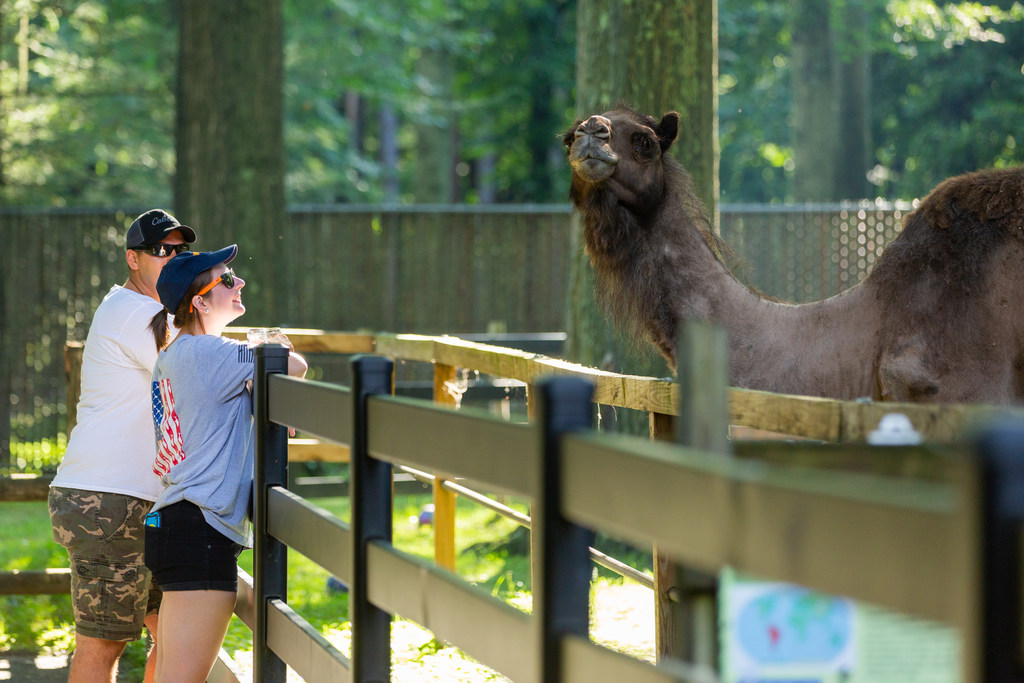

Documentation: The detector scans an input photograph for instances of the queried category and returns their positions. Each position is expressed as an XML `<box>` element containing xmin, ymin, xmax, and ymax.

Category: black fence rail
<box><xmin>236</xmin><ymin>333</ymin><xmax>1020</xmax><ymax>682</ymax></box>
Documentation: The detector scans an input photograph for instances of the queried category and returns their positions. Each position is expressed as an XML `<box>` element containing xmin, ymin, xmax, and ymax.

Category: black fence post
<box><xmin>350</xmin><ymin>354</ymin><xmax>395</xmax><ymax>683</ymax></box>
<box><xmin>533</xmin><ymin>376</ymin><xmax>595</xmax><ymax>683</ymax></box>
<box><xmin>253</xmin><ymin>344</ymin><xmax>290</xmax><ymax>683</ymax></box>
<box><xmin>976</xmin><ymin>418</ymin><xmax>1024</xmax><ymax>682</ymax></box>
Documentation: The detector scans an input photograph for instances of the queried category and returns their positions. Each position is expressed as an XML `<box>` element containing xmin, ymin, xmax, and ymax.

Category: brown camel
<box><xmin>564</xmin><ymin>106</ymin><xmax>1024</xmax><ymax>403</ymax></box>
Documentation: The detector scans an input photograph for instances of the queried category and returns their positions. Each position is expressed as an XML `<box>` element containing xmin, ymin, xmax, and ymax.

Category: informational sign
<box><xmin>720</xmin><ymin>569</ymin><xmax>960</xmax><ymax>683</ymax></box>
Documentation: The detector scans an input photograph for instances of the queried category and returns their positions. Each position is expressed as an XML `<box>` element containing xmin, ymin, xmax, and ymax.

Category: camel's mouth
<box><xmin>572</xmin><ymin>155</ymin><xmax>617</xmax><ymax>183</ymax></box>
<box><xmin>567</xmin><ymin>114</ymin><xmax>620</xmax><ymax>183</ymax></box>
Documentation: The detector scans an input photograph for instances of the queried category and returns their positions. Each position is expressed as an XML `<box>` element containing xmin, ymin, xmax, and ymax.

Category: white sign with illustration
<box><xmin>726</xmin><ymin>580</ymin><xmax>856</xmax><ymax>681</ymax></box>
<box><xmin>721</xmin><ymin>569</ymin><xmax>960</xmax><ymax>683</ymax></box>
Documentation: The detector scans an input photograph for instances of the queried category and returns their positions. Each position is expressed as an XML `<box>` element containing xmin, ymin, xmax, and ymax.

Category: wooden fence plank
<box><xmin>432</xmin><ymin>363</ymin><xmax>458</xmax><ymax>572</ymax></box>
<box><xmin>268</xmin><ymin>374</ymin><xmax>353</xmax><ymax>445</ymax></box>
<box><xmin>67</xmin><ymin>330</ymin><xmax>1014</xmax><ymax>445</ymax></box>
<box><xmin>267</xmin><ymin>598</ymin><xmax>351</xmax><ymax>683</ymax></box>
<box><xmin>728</xmin><ymin>388</ymin><xmax>842</xmax><ymax>440</ymax></box>
<box><xmin>267</xmin><ymin>487</ymin><xmax>352</xmax><ymax>586</ymax></box>
<box><xmin>658</xmin><ymin>322</ymin><xmax>728</xmax><ymax>669</ymax></box>
<box><xmin>560</xmin><ymin>432</ymin><xmax>967</xmax><ymax>624</ymax></box>
<box><xmin>207</xmin><ymin>650</ymin><xmax>244</xmax><ymax>683</ymax></box>
<box><xmin>0</xmin><ymin>568</ymin><xmax>70</xmax><ymax>595</ymax></box>
<box><xmin>0</xmin><ymin>474</ymin><xmax>52</xmax><ymax>502</ymax></box>
<box><xmin>563</xmin><ymin>634</ymin><xmax>715</xmax><ymax>683</ymax></box>
<box><xmin>367</xmin><ymin>396</ymin><xmax>535</xmax><ymax>498</ymax></box>
<box><xmin>235</xmin><ymin>568</ymin><xmax>255</xmax><ymax>631</ymax></box>
<box><xmin>224</xmin><ymin>328</ymin><xmax>375</xmax><ymax>355</ymax></box>
<box><xmin>286</xmin><ymin>439</ymin><xmax>349</xmax><ymax>463</ymax></box>
<box><xmin>366</xmin><ymin>540</ymin><xmax>533</xmax><ymax>683</ymax></box>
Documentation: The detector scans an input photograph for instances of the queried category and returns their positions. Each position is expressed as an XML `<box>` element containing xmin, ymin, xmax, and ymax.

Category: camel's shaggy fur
<box><xmin>564</xmin><ymin>106</ymin><xmax>1024</xmax><ymax>403</ymax></box>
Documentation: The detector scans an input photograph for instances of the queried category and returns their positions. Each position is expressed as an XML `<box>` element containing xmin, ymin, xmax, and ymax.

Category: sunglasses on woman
<box><xmin>134</xmin><ymin>243</ymin><xmax>192</xmax><ymax>258</ymax></box>
<box><xmin>190</xmin><ymin>269</ymin><xmax>238</xmax><ymax>312</ymax></box>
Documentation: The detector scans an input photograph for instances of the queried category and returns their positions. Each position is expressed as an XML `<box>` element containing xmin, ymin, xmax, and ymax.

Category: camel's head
<box><xmin>563</xmin><ymin>108</ymin><xmax>680</xmax><ymax>213</ymax></box>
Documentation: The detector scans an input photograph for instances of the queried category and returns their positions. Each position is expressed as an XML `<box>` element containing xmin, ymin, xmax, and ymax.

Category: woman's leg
<box><xmin>154</xmin><ymin>589</ymin><xmax>236</xmax><ymax>683</ymax></box>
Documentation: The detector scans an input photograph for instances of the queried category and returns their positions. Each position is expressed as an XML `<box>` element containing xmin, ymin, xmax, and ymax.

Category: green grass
<box><xmin>0</xmin><ymin>501</ymin><xmax>77</xmax><ymax>654</ymax></box>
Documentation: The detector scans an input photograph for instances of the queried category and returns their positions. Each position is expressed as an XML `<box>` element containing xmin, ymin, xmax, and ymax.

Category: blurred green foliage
<box><xmin>1</xmin><ymin>0</ymin><xmax>1021</xmax><ymax>207</ymax></box>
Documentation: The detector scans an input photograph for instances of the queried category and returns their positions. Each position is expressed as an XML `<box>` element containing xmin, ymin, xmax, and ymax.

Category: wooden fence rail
<box><xmin>5</xmin><ymin>328</ymin><xmax>1021</xmax><ymax>680</ymax></box>
<box><xmin>3</xmin><ymin>329</ymin><xmax>1012</xmax><ymax>603</ymax></box>
<box><xmin>232</xmin><ymin>335</ymin><xmax>1024</xmax><ymax>682</ymax></box>
<box><xmin>228</xmin><ymin>328</ymin><xmax>1015</xmax><ymax>443</ymax></box>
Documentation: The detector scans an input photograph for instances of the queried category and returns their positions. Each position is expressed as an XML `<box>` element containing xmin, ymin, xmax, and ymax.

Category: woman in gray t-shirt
<box><xmin>143</xmin><ymin>245</ymin><xmax>307</xmax><ymax>683</ymax></box>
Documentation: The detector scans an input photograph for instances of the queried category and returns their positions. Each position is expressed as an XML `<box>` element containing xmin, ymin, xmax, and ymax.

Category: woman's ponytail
<box><xmin>149</xmin><ymin>308</ymin><xmax>170</xmax><ymax>351</ymax></box>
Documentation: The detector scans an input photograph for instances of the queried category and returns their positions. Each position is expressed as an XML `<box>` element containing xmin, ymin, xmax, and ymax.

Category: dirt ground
<box><xmin>0</xmin><ymin>651</ymin><xmax>146</xmax><ymax>682</ymax></box>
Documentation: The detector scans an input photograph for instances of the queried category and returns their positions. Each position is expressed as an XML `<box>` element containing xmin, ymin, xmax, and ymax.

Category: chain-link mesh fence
<box><xmin>1</xmin><ymin>203</ymin><xmax>913</xmax><ymax>473</ymax></box>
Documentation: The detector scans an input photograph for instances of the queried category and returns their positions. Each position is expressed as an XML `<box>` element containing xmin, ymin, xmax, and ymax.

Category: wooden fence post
<box><xmin>350</xmin><ymin>354</ymin><xmax>395</xmax><ymax>682</ymax></box>
<box><xmin>533</xmin><ymin>376</ymin><xmax>595</xmax><ymax>683</ymax></box>
<box><xmin>654</xmin><ymin>321</ymin><xmax>729</xmax><ymax>670</ymax></box>
<box><xmin>432</xmin><ymin>363</ymin><xmax>458</xmax><ymax>571</ymax></box>
<box><xmin>253</xmin><ymin>343</ymin><xmax>291</xmax><ymax>682</ymax></box>
<box><xmin>64</xmin><ymin>342</ymin><xmax>84</xmax><ymax>438</ymax></box>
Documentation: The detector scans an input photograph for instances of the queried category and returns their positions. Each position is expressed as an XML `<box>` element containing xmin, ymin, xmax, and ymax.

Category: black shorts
<box><xmin>143</xmin><ymin>500</ymin><xmax>244</xmax><ymax>592</ymax></box>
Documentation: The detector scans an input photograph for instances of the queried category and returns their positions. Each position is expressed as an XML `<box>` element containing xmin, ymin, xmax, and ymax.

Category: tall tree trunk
<box><xmin>522</xmin><ymin>5</ymin><xmax>568</xmax><ymax>203</ymax></box>
<box><xmin>345</xmin><ymin>92</ymin><xmax>364</xmax><ymax>156</ymax></box>
<box><xmin>791</xmin><ymin>0</ymin><xmax>838</xmax><ymax>201</ymax></box>
<box><xmin>475</xmin><ymin>153</ymin><xmax>496</xmax><ymax>203</ymax></box>
<box><xmin>380</xmin><ymin>102</ymin><xmax>399</xmax><ymax>202</ymax></box>
<box><xmin>568</xmin><ymin>0</ymin><xmax>718</xmax><ymax>380</ymax></box>
<box><xmin>412</xmin><ymin>46</ymin><xmax>454</xmax><ymax>203</ymax></box>
<box><xmin>834</xmin><ymin>0</ymin><xmax>872</xmax><ymax>200</ymax></box>
<box><xmin>569</xmin><ymin>5</ymin><xmax>720</xmax><ymax>670</ymax></box>
<box><xmin>0</xmin><ymin>232</ymin><xmax>7</xmax><ymax>468</ymax></box>
<box><xmin>174</xmin><ymin>0</ymin><xmax>285</xmax><ymax>324</ymax></box>
<box><xmin>0</xmin><ymin>0</ymin><xmax>6</xmax><ymax>192</ymax></box>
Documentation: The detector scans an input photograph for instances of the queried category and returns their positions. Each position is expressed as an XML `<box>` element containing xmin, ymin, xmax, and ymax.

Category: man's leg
<box><xmin>143</xmin><ymin>611</ymin><xmax>158</xmax><ymax>683</ymax></box>
<box><xmin>49</xmin><ymin>489</ymin><xmax>157</xmax><ymax>681</ymax></box>
<box><xmin>67</xmin><ymin>633</ymin><xmax>126</xmax><ymax>683</ymax></box>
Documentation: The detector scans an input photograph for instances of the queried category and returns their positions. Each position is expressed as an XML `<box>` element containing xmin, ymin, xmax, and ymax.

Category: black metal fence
<box><xmin>236</xmin><ymin>343</ymin><xmax>1022</xmax><ymax>682</ymax></box>
<box><xmin>1</xmin><ymin>202</ymin><xmax>914</xmax><ymax>472</ymax></box>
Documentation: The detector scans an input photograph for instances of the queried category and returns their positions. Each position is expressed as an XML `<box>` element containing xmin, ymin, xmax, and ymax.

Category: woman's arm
<box><xmin>287</xmin><ymin>351</ymin><xmax>308</xmax><ymax>378</ymax></box>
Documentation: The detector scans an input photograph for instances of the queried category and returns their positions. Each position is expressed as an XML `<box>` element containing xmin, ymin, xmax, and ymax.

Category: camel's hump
<box><xmin>917</xmin><ymin>166</ymin><xmax>1024</xmax><ymax>230</ymax></box>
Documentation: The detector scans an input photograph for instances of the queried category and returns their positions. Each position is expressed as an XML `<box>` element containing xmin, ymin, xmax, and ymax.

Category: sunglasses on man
<box><xmin>134</xmin><ymin>243</ymin><xmax>192</xmax><ymax>258</ymax></box>
<box><xmin>191</xmin><ymin>269</ymin><xmax>238</xmax><ymax>312</ymax></box>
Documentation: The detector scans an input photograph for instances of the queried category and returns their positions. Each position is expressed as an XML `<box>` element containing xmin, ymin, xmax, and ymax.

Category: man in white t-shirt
<box><xmin>49</xmin><ymin>209</ymin><xmax>197</xmax><ymax>683</ymax></box>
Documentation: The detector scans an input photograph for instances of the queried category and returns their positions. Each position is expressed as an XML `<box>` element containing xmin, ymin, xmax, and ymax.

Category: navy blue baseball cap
<box><xmin>156</xmin><ymin>244</ymin><xmax>238</xmax><ymax>312</ymax></box>
<box><xmin>126</xmin><ymin>209</ymin><xmax>196</xmax><ymax>248</ymax></box>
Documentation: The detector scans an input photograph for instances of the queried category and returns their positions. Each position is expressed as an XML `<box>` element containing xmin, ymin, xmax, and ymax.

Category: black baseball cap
<box><xmin>126</xmin><ymin>209</ymin><xmax>197</xmax><ymax>249</ymax></box>
<box><xmin>156</xmin><ymin>244</ymin><xmax>238</xmax><ymax>312</ymax></box>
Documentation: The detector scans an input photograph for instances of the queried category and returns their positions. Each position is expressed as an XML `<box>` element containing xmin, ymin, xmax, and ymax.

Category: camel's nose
<box><xmin>576</xmin><ymin>115</ymin><xmax>612</xmax><ymax>140</ymax></box>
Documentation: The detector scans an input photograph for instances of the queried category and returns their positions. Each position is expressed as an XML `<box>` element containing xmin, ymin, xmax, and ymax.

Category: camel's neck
<box><xmin>582</xmin><ymin>192</ymin><xmax>882</xmax><ymax>398</ymax></box>
<box><xmin>582</xmin><ymin>191</ymin><xmax>739</xmax><ymax>355</ymax></box>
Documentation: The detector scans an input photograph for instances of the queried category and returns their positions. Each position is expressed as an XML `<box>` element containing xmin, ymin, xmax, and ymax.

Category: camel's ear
<box><xmin>562</xmin><ymin>119</ymin><xmax>583</xmax><ymax>153</ymax></box>
<box><xmin>655</xmin><ymin>112</ymin><xmax>680</xmax><ymax>152</ymax></box>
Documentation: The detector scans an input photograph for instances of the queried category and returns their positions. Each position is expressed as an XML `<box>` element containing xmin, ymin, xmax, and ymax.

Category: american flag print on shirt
<box><xmin>152</xmin><ymin>378</ymin><xmax>185</xmax><ymax>476</ymax></box>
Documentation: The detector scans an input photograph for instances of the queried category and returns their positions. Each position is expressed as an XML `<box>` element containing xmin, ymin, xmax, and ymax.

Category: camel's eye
<box><xmin>632</xmin><ymin>133</ymin><xmax>654</xmax><ymax>158</ymax></box>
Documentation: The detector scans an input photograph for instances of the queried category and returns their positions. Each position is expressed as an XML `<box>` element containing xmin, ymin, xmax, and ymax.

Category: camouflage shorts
<box><xmin>48</xmin><ymin>487</ymin><xmax>162</xmax><ymax>641</ymax></box>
